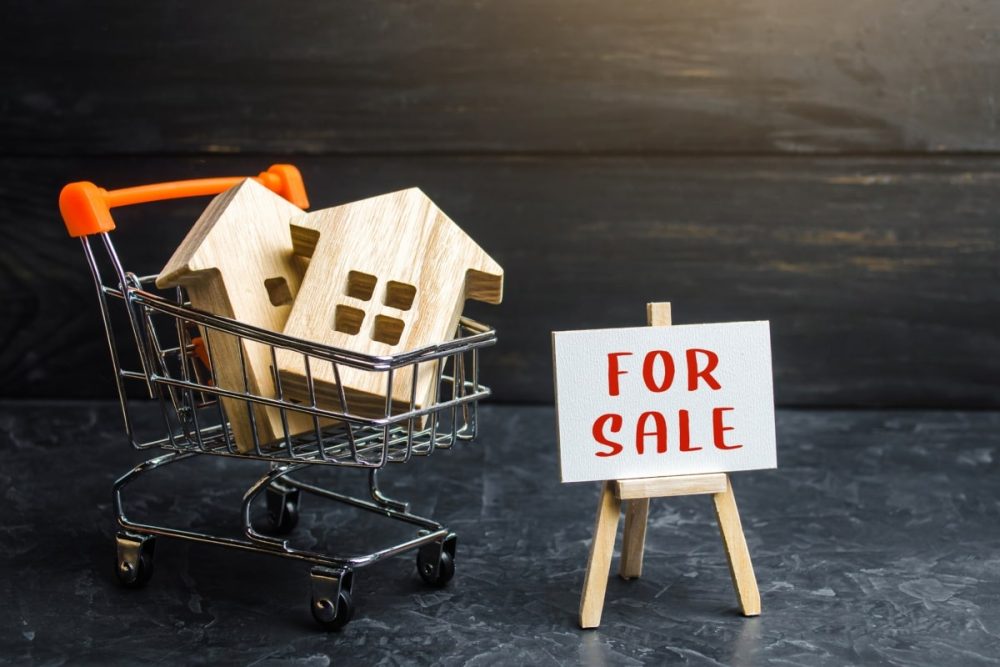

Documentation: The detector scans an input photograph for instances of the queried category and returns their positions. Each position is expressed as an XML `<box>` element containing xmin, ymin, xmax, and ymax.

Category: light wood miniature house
<box><xmin>275</xmin><ymin>188</ymin><xmax>503</xmax><ymax>418</ymax></box>
<box><xmin>156</xmin><ymin>178</ymin><xmax>318</xmax><ymax>452</ymax></box>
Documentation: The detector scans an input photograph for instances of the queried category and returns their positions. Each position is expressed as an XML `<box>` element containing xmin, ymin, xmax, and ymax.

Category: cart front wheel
<box><xmin>311</xmin><ymin>589</ymin><xmax>354</xmax><ymax>631</ymax></box>
<box><xmin>417</xmin><ymin>548</ymin><xmax>455</xmax><ymax>587</ymax></box>
<box><xmin>115</xmin><ymin>533</ymin><xmax>155</xmax><ymax>589</ymax></box>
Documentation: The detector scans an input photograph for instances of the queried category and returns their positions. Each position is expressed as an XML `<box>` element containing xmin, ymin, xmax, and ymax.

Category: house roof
<box><xmin>289</xmin><ymin>186</ymin><xmax>503</xmax><ymax>308</ymax></box>
<box><xmin>157</xmin><ymin>178</ymin><xmax>305</xmax><ymax>290</ymax></box>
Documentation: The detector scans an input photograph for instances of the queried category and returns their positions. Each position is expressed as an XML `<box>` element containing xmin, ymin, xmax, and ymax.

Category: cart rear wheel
<box><xmin>115</xmin><ymin>534</ymin><xmax>155</xmax><ymax>589</ymax></box>
<box><xmin>417</xmin><ymin>548</ymin><xmax>455</xmax><ymax>587</ymax></box>
<box><xmin>265</xmin><ymin>487</ymin><xmax>300</xmax><ymax>535</ymax></box>
<box><xmin>311</xmin><ymin>589</ymin><xmax>354</xmax><ymax>631</ymax></box>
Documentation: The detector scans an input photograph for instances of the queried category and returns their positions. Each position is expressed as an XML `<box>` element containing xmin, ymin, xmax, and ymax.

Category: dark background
<box><xmin>3</xmin><ymin>6</ymin><xmax>1000</xmax><ymax>662</ymax></box>
<box><xmin>2</xmin><ymin>0</ymin><xmax>998</xmax><ymax>407</ymax></box>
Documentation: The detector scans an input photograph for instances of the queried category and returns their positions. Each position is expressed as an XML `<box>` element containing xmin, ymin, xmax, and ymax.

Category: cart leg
<box><xmin>310</xmin><ymin>566</ymin><xmax>355</xmax><ymax>631</ymax></box>
<box><xmin>712</xmin><ymin>475</ymin><xmax>761</xmax><ymax>616</ymax></box>
<box><xmin>369</xmin><ymin>469</ymin><xmax>408</xmax><ymax>512</ymax></box>
<box><xmin>619</xmin><ymin>498</ymin><xmax>650</xmax><ymax>579</ymax></box>
<box><xmin>579</xmin><ymin>480</ymin><xmax>621</xmax><ymax>629</ymax></box>
<box><xmin>242</xmin><ymin>464</ymin><xmax>305</xmax><ymax>549</ymax></box>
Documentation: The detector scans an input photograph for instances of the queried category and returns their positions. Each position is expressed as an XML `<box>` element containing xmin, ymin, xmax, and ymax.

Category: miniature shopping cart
<box><xmin>59</xmin><ymin>165</ymin><xmax>496</xmax><ymax>630</ymax></box>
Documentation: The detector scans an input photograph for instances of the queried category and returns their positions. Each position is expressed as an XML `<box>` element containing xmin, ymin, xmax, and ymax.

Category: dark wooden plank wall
<box><xmin>1</xmin><ymin>2</ymin><xmax>998</xmax><ymax>406</ymax></box>
<box><xmin>5</xmin><ymin>0</ymin><xmax>1000</xmax><ymax>155</ymax></box>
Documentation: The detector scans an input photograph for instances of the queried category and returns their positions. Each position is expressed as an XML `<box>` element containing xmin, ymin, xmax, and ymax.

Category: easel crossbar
<box><xmin>616</xmin><ymin>473</ymin><xmax>728</xmax><ymax>500</ymax></box>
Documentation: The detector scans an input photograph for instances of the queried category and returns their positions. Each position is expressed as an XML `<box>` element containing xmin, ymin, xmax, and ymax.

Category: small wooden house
<box><xmin>156</xmin><ymin>178</ymin><xmax>316</xmax><ymax>451</ymax></box>
<box><xmin>275</xmin><ymin>188</ymin><xmax>503</xmax><ymax>418</ymax></box>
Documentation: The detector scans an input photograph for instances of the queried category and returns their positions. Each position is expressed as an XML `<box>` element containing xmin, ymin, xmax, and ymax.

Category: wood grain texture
<box><xmin>156</xmin><ymin>179</ymin><xmax>315</xmax><ymax>451</ymax></box>
<box><xmin>616</xmin><ymin>473</ymin><xmax>729</xmax><ymax>500</ymax></box>
<box><xmin>618</xmin><ymin>497</ymin><xmax>649</xmax><ymax>580</ymax></box>
<box><xmin>713</xmin><ymin>476</ymin><xmax>762</xmax><ymax>616</ymax></box>
<box><xmin>276</xmin><ymin>188</ymin><xmax>503</xmax><ymax>417</ymax></box>
<box><xmin>579</xmin><ymin>480</ymin><xmax>621</xmax><ymax>629</ymax></box>
<box><xmin>3</xmin><ymin>0</ymin><xmax>1000</xmax><ymax>155</ymax></box>
<box><xmin>4</xmin><ymin>155</ymin><xmax>998</xmax><ymax>406</ymax></box>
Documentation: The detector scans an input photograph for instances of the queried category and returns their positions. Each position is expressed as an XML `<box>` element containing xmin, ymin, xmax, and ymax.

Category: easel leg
<box><xmin>579</xmin><ymin>480</ymin><xmax>621</xmax><ymax>628</ymax></box>
<box><xmin>619</xmin><ymin>498</ymin><xmax>650</xmax><ymax>579</ymax></box>
<box><xmin>712</xmin><ymin>475</ymin><xmax>761</xmax><ymax>616</ymax></box>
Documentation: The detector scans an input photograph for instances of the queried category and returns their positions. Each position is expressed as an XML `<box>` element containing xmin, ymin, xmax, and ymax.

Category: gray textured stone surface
<box><xmin>1</xmin><ymin>402</ymin><xmax>998</xmax><ymax>665</ymax></box>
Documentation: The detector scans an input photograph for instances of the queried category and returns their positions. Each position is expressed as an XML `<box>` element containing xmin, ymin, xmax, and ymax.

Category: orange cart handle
<box><xmin>59</xmin><ymin>164</ymin><xmax>309</xmax><ymax>237</ymax></box>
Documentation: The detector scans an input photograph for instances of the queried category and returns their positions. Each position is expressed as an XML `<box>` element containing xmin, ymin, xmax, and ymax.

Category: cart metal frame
<box><xmin>64</xmin><ymin>168</ymin><xmax>496</xmax><ymax>630</ymax></box>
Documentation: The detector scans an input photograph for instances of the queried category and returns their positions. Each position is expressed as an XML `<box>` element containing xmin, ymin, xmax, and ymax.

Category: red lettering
<box><xmin>678</xmin><ymin>409</ymin><xmax>702</xmax><ymax>451</ymax></box>
<box><xmin>641</xmin><ymin>350</ymin><xmax>675</xmax><ymax>393</ymax></box>
<box><xmin>607</xmin><ymin>352</ymin><xmax>633</xmax><ymax>397</ymax></box>
<box><xmin>712</xmin><ymin>407</ymin><xmax>742</xmax><ymax>449</ymax></box>
<box><xmin>593</xmin><ymin>413</ymin><xmax>624</xmax><ymax>456</ymax></box>
<box><xmin>635</xmin><ymin>411</ymin><xmax>667</xmax><ymax>454</ymax></box>
<box><xmin>686</xmin><ymin>349</ymin><xmax>721</xmax><ymax>391</ymax></box>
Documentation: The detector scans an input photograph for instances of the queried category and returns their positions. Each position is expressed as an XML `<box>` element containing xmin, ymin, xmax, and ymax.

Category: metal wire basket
<box><xmin>61</xmin><ymin>165</ymin><xmax>497</xmax><ymax>630</ymax></box>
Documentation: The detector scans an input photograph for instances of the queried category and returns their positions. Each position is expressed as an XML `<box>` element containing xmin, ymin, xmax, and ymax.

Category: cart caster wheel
<box><xmin>265</xmin><ymin>487</ymin><xmax>300</xmax><ymax>535</ymax></box>
<box><xmin>115</xmin><ymin>534</ymin><xmax>155</xmax><ymax>589</ymax></box>
<box><xmin>417</xmin><ymin>548</ymin><xmax>455</xmax><ymax>587</ymax></box>
<box><xmin>311</xmin><ymin>589</ymin><xmax>354</xmax><ymax>631</ymax></box>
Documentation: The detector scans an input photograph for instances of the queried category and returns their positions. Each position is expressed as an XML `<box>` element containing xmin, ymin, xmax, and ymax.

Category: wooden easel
<box><xmin>578</xmin><ymin>302</ymin><xmax>761</xmax><ymax>628</ymax></box>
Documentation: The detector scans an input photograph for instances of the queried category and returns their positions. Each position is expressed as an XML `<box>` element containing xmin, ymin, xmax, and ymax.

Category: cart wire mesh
<box><xmin>83</xmin><ymin>231</ymin><xmax>497</xmax><ymax>468</ymax></box>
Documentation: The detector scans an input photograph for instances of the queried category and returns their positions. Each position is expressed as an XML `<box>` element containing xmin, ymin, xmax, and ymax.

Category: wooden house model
<box><xmin>275</xmin><ymin>188</ymin><xmax>503</xmax><ymax>418</ymax></box>
<box><xmin>156</xmin><ymin>178</ymin><xmax>317</xmax><ymax>451</ymax></box>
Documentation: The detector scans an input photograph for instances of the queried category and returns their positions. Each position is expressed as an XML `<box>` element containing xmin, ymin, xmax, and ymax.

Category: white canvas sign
<box><xmin>552</xmin><ymin>321</ymin><xmax>777</xmax><ymax>483</ymax></box>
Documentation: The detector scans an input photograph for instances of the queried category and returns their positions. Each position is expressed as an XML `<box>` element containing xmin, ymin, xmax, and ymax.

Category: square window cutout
<box><xmin>345</xmin><ymin>271</ymin><xmax>377</xmax><ymax>301</ymax></box>
<box><xmin>372</xmin><ymin>315</ymin><xmax>405</xmax><ymax>346</ymax></box>
<box><xmin>384</xmin><ymin>281</ymin><xmax>417</xmax><ymax>311</ymax></box>
<box><xmin>334</xmin><ymin>304</ymin><xmax>365</xmax><ymax>335</ymax></box>
<box><xmin>264</xmin><ymin>276</ymin><xmax>293</xmax><ymax>306</ymax></box>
